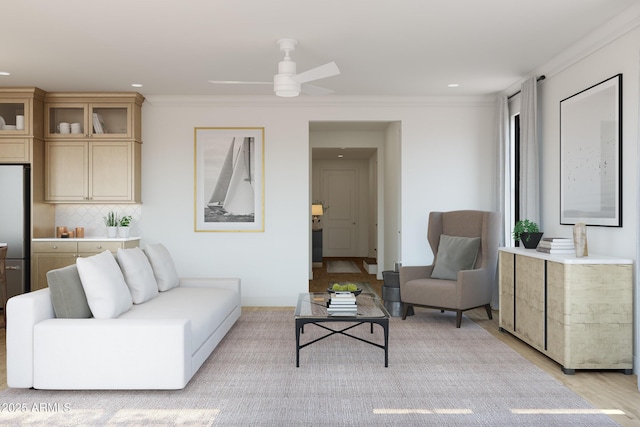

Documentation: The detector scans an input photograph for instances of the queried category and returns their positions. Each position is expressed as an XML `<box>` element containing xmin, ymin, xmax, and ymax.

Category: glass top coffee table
<box><xmin>294</xmin><ymin>292</ymin><xmax>390</xmax><ymax>367</ymax></box>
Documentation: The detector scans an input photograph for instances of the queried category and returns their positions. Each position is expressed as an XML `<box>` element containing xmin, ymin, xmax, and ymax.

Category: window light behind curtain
<box><xmin>496</xmin><ymin>94</ymin><xmax>509</xmax><ymax>247</ymax></box>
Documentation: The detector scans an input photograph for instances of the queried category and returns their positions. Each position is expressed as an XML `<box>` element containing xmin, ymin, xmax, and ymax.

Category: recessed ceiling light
<box><xmin>0</xmin><ymin>71</ymin><xmax>10</xmax><ymax>76</ymax></box>
<box><xmin>448</xmin><ymin>83</ymin><xmax>460</xmax><ymax>88</ymax></box>
<box><xmin>131</xmin><ymin>83</ymin><xmax>143</xmax><ymax>88</ymax></box>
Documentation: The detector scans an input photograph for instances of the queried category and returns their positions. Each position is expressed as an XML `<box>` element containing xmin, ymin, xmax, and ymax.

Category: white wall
<box><xmin>384</xmin><ymin>122</ymin><xmax>402</xmax><ymax>271</ymax></box>
<box><xmin>400</xmin><ymin>101</ymin><xmax>498</xmax><ymax>266</ymax></box>
<box><xmin>535</xmin><ymin>26</ymin><xmax>640</xmax><ymax>375</ymax></box>
<box><xmin>139</xmin><ymin>96</ymin><xmax>496</xmax><ymax>306</ymax></box>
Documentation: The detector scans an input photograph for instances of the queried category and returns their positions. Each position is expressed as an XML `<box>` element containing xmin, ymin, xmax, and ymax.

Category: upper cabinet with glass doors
<box><xmin>44</xmin><ymin>92</ymin><xmax>144</xmax><ymax>140</ymax></box>
<box><xmin>0</xmin><ymin>87</ymin><xmax>45</xmax><ymax>137</ymax></box>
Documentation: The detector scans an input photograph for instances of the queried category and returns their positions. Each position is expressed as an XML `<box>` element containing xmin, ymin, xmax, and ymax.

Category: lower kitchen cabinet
<box><xmin>32</xmin><ymin>238</ymin><xmax>140</xmax><ymax>291</ymax></box>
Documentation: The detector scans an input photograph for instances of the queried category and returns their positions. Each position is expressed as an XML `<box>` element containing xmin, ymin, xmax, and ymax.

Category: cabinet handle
<box><xmin>96</xmin><ymin>246</ymin><xmax>103</xmax><ymax>249</ymax></box>
<box><xmin>52</xmin><ymin>245</ymin><xmax>58</xmax><ymax>249</ymax></box>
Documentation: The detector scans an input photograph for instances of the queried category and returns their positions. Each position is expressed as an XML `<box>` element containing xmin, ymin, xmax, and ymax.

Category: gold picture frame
<box><xmin>194</xmin><ymin>127</ymin><xmax>264</xmax><ymax>232</ymax></box>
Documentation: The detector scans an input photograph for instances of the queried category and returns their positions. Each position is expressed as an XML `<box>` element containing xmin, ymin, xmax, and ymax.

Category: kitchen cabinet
<box><xmin>499</xmin><ymin>247</ymin><xmax>632</xmax><ymax>374</ymax></box>
<box><xmin>44</xmin><ymin>92</ymin><xmax>144</xmax><ymax>203</ymax></box>
<box><xmin>44</xmin><ymin>92</ymin><xmax>143</xmax><ymax>140</ymax></box>
<box><xmin>31</xmin><ymin>238</ymin><xmax>140</xmax><ymax>291</ymax></box>
<box><xmin>0</xmin><ymin>87</ymin><xmax>45</xmax><ymax>163</ymax></box>
<box><xmin>45</xmin><ymin>140</ymin><xmax>141</xmax><ymax>202</ymax></box>
<box><xmin>0</xmin><ymin>87</ymin><xmax>55</xmax><ymax>241</ymax></box>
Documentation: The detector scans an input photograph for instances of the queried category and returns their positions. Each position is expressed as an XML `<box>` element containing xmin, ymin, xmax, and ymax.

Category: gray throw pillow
<box><xmin>430</xmin><ymin>235</ymin><xmax>481</xmax><ymax>280</ymax></box>
<box><xmin>46</xmin><ymin>264</ymin><xmax>92</xmax><ymax>318</ymax></box>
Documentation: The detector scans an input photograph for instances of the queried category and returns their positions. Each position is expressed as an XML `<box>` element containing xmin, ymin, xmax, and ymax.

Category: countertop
<box><xmin>499</xmin><ymin>246</ymin><xmax>632</xmax><ymax>264</ymax></box>
<box><xmin>33</xmin><ymin>237</ymin><xmax>141</xmax><ymax>242</ymax></box>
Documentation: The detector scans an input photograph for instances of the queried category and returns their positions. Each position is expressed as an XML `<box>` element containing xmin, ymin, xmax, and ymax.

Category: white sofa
<box><xmin>6</xmin><ymin>245</ymin><xmax>241</xmax><ymax>390</ymax></box>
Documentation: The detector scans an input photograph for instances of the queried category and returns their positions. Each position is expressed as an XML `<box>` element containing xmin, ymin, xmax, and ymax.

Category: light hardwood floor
<box><xmin>1</xmin><ymin>257</ymin><xmax>637</xmax><ymax>426</ymax></box>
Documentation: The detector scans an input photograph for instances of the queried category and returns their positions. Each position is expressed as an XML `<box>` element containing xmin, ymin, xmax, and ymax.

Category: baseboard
<box><xmin>363</xmin><ymin>259</ymin><xmax>377</xmax><ymax>274</ymax></box>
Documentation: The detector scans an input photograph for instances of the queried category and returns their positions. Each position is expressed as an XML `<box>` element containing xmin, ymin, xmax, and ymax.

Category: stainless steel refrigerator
<box><xmin>0</xmin><ymin>164</ymin><xmax>30</xmax><ymax>307</ymax></box>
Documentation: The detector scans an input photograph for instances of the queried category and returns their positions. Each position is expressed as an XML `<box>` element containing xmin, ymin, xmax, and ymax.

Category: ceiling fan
<box><xmin>208</xmin><ymin>38</ymin><xmax>340</xmax><ymax>97</ymax></box>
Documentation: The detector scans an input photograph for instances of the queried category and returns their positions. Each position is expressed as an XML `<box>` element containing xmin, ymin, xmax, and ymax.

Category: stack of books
<box><xmin>327</xmin><ymin>292</ymin><xmax>357</xmax><ymax>316</ymax></box>
<box><xmin>536</xmin><ymin>237</ymin><xmax>575</xmax><ymax>254</ymax></box>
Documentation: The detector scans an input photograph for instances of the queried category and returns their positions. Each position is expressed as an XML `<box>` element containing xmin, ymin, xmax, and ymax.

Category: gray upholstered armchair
<box><xmin>399</xmin><ymin>210</ymin><xmax>500</xmax><ymax>327</ymax></box>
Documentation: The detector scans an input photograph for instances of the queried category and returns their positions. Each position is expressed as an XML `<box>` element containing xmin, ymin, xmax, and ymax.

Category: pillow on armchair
<box><xmin>430</xmin><ymin>235</ymin><xmax>481</xmax><ymax>280</ymax></box>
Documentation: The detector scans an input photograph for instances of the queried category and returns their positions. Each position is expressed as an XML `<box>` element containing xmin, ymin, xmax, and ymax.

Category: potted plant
<box><xmin>118</xmin><ymin>215</ymin><xmax>132</xmax><ymax>238</ymax></box>
<box><xmin>104</xmin><ymin>211</ymin><xmax>118</xmax><ymax>238</ymax></box>
<box><xmin>512</xmin><ymin>219</ymin><xmax>543</xmax><ymax>249</ymax></box>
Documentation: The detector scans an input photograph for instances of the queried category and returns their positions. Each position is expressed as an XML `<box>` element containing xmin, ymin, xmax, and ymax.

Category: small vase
<box><xmin>107</xmin><ymin>226</ymin><xmax>118</xmax><ymax>238</ymax></box>
<box><xmin>573</xmin><ymin>223</ymin><xmax>587</xmax><ymax>257</ymax></box>
<box><xmin>118</xmin><ymin>227</ymin><xmax>130</xmax><ymax>238</ymax></box>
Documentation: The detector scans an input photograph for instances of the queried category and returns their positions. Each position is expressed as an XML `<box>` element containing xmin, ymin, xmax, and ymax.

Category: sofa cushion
<box><xmin>76</xmin><ymin>250</ymin><xmax>133</xmax><ymax>319</ymax></box>
<box><xmin>119</xmin><ymin>286</ymin><xmax>238</xmax><ymax>354</ymax></box>
<box><xmin>431</xmin><ymin>235</ymin><xmax>480</xmax><ymax>280</ymax></box>
<box><xmin>46</xmin><ymin>264</ymin><xmax>92</xmax><ymax>318</ymax></box>
<box><xmin>144</xmin><ymin>243</ymin><xmax>179</xmax><ymax>292</ymax></box>
<box><xmin>117</xmin><ymin>247</ymin><xmax>159</xmax><ymax>304</ymax></box>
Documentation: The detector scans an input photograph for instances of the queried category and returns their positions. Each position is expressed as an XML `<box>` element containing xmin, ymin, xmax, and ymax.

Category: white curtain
<box><xmin>520</xmin><ymin>77</ymin><xmax>540</xmax><ymax>224</ymax></box>
<box><xmin>493</xmin><ymin>94</ymin><xmax>510</xmax><ymax>308</ymax></box>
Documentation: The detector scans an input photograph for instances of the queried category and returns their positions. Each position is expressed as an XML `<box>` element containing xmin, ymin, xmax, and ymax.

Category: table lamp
<box><xmin>311</xmin><ymin>204</ymin><xmax>324</xmax><ymax>230</ymax></box>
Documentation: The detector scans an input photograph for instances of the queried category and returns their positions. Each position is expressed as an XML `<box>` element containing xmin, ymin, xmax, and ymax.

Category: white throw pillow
<box><xmin>117</xmin><ymin>247</ymin><xmax>159</xmax><ymax>304</ymax></box>
<box><xmin>76</xmin><ymin>250</ymin><xmax>133</xmax><ymax>319</ymax></box>
<box><xmin>144</xmin><ymin>243</ymin><xmax>179</xmax><ymax>291</ymax></box>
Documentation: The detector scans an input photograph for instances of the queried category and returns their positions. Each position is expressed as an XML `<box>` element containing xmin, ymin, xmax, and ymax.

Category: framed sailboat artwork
<box><xmin>194</xmin><ymin>127</ymin><xmax>265</xmax><ymax>232</ymax></box>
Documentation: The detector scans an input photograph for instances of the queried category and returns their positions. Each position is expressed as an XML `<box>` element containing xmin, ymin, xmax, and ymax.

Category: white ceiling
<box><xmin>2</xmin><ymin>0</ymin><xmax>638</xmax><ymax>97</ymax></box>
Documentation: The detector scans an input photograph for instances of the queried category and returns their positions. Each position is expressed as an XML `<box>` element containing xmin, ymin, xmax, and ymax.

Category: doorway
<box><xmin>310</xmin><ymin>120</ymin><xmax>400</xmax><ymax>280</ymax></box>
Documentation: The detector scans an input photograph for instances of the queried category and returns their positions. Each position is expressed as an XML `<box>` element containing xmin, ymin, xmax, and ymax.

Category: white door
<box><xmin>321</xmin><ymin>168</ymin><xmax>358</xmax><ymax>257</ymax></box>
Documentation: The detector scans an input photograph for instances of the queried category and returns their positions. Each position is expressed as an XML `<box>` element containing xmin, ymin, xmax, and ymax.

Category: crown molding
<box><xmin>144</xmin><ymin>94</ymin><xmax>496</xmax><ymax>109</ymax></box>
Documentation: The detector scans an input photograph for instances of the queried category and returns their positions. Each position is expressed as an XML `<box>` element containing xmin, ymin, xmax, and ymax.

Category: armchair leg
<box><xmin>484</xmin><ymin>304</ymin><xmax>493</xmax><ymax>320</ymax></box>
<box><xmin>456</xmin><ymin>311</ymin><xmax>463</xmax><ymax>328</ymax></box>
<box><xmin>401</xmin><ymin>303</ymin><xmax>412</xmax><ymax>320</ymax></box>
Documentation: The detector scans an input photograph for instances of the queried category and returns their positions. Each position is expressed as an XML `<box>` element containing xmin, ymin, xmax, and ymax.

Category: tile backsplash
<box><xmin>54</xmin><ymin>204</ymin><xmax>142</xmax><ymax>238</ymax></box>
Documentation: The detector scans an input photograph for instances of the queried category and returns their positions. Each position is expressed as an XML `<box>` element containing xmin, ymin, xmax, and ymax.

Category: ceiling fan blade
<box><xmin>301</xmin><ymin>83</ymin><xmax>334</xmax><ymax>96</ymax></box>
<box><xmin>208</xmin><ymin>80</ymin><xmax>271</xmax><ymax>85</ymax></box>
<box><xmin>292</xmin><ymin>62</ymin><xmax>340</xmax><ymax>84</ymax></box>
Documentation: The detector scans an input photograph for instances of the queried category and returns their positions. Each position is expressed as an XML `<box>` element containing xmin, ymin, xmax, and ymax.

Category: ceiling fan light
<box><xmin>275</xmin><ymin>89</ymin><xmax>299</xmax><ymax>97</ymax></box>
<box><xmin>274</xmin><ymin>74</ymin><xmax>300</xmax><ymax>97</ymax></box>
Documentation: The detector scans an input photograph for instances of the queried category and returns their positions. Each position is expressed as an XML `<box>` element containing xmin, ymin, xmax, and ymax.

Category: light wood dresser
<box><xmin>498</xmin><ymin>247</ymin><xmax>632</xmax><ymax>375</ymax></box>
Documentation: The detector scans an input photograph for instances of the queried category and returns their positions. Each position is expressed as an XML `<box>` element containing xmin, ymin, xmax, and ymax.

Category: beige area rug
<box><xmin>326</xmin><ymin>260</ymin><xmax>361</xmax><ymax>273</ymax></box>
<box><xmin>0</xmin><ymin>309</ymin><xmax>618</xmax><ymax>426</ymax></box>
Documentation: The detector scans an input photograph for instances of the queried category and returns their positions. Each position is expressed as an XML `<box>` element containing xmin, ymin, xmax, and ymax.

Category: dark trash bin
<box><xmin>382</xmin><ymin>270</ymin><xmax>413</xmax><ymax>317</ymax></box>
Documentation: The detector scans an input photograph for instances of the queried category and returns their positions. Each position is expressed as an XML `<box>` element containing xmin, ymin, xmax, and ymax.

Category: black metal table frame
<box><xmin>295</xmin><ymin>316</ymin><xmax>389</xmax><ymax>367</ymax></box>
